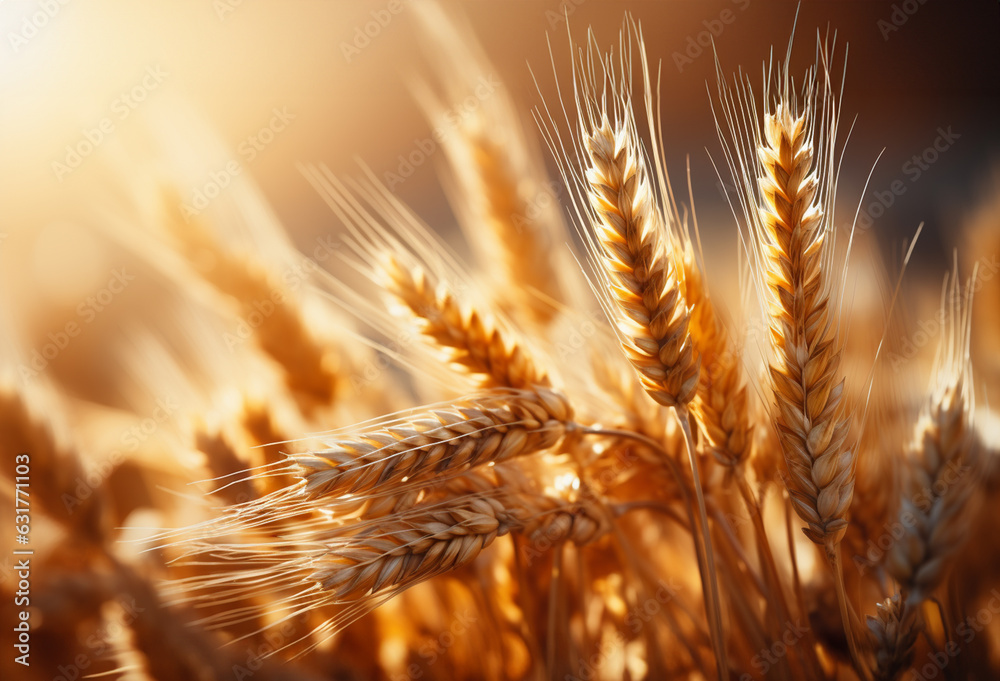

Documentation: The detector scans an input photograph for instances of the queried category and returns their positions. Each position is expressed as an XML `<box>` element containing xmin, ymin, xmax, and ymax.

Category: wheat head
<box><xmin>383</xmin><ymin>254</ymin><xmax>548</xmax><ymax>390</ymax></box>
<box><xmin>294</xmin><ymin>388</ymin><xmax>572</xmax><ymax>498</ymax></box>
<box><xmin>310</xmin><ymin>482</ymin><xmax>607</xmax><ymax>603</ymax></box>
<box><xmin>756</xmin><ymin>101</ymin><xmax>854</xmax><ymax>549</ymax></box>
<box><xmin>864</xmin><ymin>594</ymin><xmax>920</xmax><ymax>681</ymax></box>
<box><xmin>886</xmin><ymin>272</ymin><xmax>978</xmax><ymax>602</ymax></box>
<box><xmin>583</xmin><ymin>117</ymin><xmax>700</xmax><ymax>409</ymax></box>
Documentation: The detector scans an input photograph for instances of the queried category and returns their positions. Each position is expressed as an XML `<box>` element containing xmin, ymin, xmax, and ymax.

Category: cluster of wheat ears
<box><xmin>4</xmin><ymin>5</ymin><xmax>999</xmax><ymax>681</ymax></box>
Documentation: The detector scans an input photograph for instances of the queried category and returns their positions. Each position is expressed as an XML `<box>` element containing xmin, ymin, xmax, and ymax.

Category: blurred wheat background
<box><xmin>1</xmin><ymin>1</ymin><xmax>999</xmax><ymax>680</ymax></box>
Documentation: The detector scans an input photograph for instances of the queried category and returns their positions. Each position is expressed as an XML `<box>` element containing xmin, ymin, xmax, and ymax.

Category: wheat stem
<box><xmin>678</xmin><ymin>406</ymin><xmax>729</xmax><ymax>681</ymax></box>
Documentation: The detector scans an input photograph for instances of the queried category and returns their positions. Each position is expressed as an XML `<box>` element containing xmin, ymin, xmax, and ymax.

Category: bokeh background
<box><xmin>3</xmin><ymin>0</ymin><xmax>999</xmax><ymax>273</ymax></box>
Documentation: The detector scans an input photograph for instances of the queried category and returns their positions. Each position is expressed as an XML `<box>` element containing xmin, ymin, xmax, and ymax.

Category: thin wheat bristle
<box><xmin>294</xmin><ymin>387</ymin><xmax>572</xmax><ymax>498</ymax></box>
<box><xmin>383</xmin><ymin>254</ymin><xmax>549</xmax><ymax>390</ymax></box>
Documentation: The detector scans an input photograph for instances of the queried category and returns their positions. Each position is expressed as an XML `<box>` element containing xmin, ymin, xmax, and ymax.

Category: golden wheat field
<box><xmin>2</xmin><ymin>1</ymin><xmax>1000</xmax><ymax>680</ymax></box>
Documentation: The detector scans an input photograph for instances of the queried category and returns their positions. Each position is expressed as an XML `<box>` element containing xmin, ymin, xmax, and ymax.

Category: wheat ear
<box><xmin>579</xmin><ymin>87</ymin><xmax>724</xmax><ymax>676</ymax></box>
<box><xmin>584</xmin><ymin>118</ymin><xmax>700</xmax><ymax>409</ymax></box>
<box><xmin>865</xmin><ymin>594</ymin><xmax>920</xmax><ymax>681</ymax></box>
<box><xmin>757</xmin><ymin>95</ymin><xmax>871</xmax><ymax>671</ymax></box>
<box><xmin>411</xmin><ymin>1</ymin><xmax>569</xmax><ymax>327</ymax></box>
<box><xmin>886</xmin><ymin>270</ymin><xmax>978</xmax><ymax>603</ymax></box>
<box><xmin>170</xmin><ymin>472</ymin><xmax>607</xmax><ymax>642</ymax></box>
<box><xmin>383</xmin><ymin>254</ymin><xmax>548</xmax><ymax>389</ymax></box>
<box><xmin>310</xmin><ymin>483</ymin><xmax>608</xmax><ymax>603</ymax></box>
<box><xmin>464</xmin><ymin>131</ymin><xmax>567</xmax><ymax>326</ymax></box>
<box><xmin>712</xmin><ymin>39</ymin><xmax>866</xmax><ymax>668</ymax></box>
<box><xmin>164</xmin><ymin>200</ymin><xmax>340</xmax><ymax>413</ymax></box>
<box><xmin>294</xmin><ymin>388</ymin><xmax>572</xmax><ymax>498</ymax></box>
<box><xmin>756</xmin><ymin>102</ymin><xmax>855</xmax><ymax>550</ymax></box>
